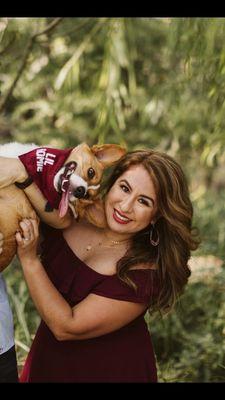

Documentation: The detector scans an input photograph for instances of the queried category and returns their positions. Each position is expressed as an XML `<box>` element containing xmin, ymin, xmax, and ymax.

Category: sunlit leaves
<box><xmin>54</xmin><ymin>18</ymin><xmax>107</xmax><ymax>91</ymax></box>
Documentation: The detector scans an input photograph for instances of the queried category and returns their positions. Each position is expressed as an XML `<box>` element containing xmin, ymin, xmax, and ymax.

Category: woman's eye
<box><xmin>120</xmin><ymin>185</ymin><xmax>129</xmax><ymax>192</ymax></box>
<box><xmin>139</xmin><ymin>198</ymin><xmax>151</xmax><ymax>207</ymax></box>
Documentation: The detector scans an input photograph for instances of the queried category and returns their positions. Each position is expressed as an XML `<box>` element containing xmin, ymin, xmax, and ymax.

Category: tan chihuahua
<box><xmin>0</xmin><ymin>142</ymin><xmax>126</xmax><ymax>271</ymax></box>
<box><xmin>53</xmin><ymin>143</ymin><xmax>125</xmax><ymax>220</ymax></box>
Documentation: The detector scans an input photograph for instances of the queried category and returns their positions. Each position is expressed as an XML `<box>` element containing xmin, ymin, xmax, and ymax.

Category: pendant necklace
<box><xmin>86</xmin><ymin>237</ymin><xmax>131</xmax><ymax>252</ymax></box>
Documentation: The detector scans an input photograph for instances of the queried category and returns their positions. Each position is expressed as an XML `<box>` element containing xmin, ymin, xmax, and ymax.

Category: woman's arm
<box><xmin>0</xmin><ymin>156</ymin><xmax>72</xmax><ymax>229</ymax></box>
<box><xmin>16</xmin><ymin>219</ymin><xmax>147</xmax><ymax>341</ymax></box>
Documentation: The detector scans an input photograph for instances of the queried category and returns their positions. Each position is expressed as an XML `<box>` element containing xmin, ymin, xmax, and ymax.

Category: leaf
<box><xmin>54</xmin><ymin>19</ymin><xmax>106</xmax><ymax>90</ymax></box>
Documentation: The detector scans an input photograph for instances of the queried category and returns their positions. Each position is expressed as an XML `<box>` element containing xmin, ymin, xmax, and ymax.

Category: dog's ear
<box><xmin>70</xmin><ymin>143</ymin><xmax>90</xmax><ymax>155</ymax></box>
<box><xmin>91</xmin><ymin>144</ymin><xmax>127</xmax><ymax>168</ymax></box>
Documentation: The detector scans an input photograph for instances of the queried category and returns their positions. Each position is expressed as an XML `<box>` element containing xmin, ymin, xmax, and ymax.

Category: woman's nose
<box><xmin>120</xmin><ymin>197</ymin><xmax>134</xmax><ymax>213</ymax></box>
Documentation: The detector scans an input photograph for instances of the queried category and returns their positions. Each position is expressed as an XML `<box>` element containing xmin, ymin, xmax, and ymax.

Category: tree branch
<box><xmin>0</xmin><ymin>33</ymin><xmax>16</xmax><ymax>56</ymax></box>
<box><xmin>33</xmin><ymin>17</ymin><xmax>64</xmax><ymax>39</ymax></box>
<box><xmin>0</xmin><ymin>38</ymin><xmax>34</xmax><ymax>113</ymax></box>
<box><xmin>0</xmin><ymin>18</ymin><xmax>63</xmax><ymax>114</ymax></box>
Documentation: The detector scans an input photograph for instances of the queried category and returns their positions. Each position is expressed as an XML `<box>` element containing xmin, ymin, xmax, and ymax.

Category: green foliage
<box><xmin>1</xmin><ymin>17</ymin><xmax>225</xmax><ymax>381</ymax></box>
<box><xmin>147</xmin><ymin>267</ymin><xmax>225</xmax><ymax>382</ymax></box>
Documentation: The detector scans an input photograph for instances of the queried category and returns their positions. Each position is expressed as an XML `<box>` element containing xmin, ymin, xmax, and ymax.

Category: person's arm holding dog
<box><xmin>11</xmin><ymin>217</ymin><xmax>147</xmax><ymax>341</ymax></box>
<box><xmin>0</xmin><ymin>156</ymin><xmax>72</xmax><ymax>229</ymax></box>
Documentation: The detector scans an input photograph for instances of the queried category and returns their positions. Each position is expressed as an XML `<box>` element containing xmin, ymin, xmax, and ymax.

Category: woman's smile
<box><xmin>113</xmin><ymin>208</ymin><xmax>133</xmax><ymax>224</ymax></box>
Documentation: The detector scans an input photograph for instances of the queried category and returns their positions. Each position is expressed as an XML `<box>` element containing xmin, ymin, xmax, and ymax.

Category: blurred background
<box><xmin>0</xmin><ymin>17</ymin><xmax>225</xmax><ymax>382</ymax></box>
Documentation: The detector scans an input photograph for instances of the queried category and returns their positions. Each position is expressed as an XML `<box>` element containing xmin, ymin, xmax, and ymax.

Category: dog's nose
<box><xmin>74</xmin><ymin>186</ymin><xmax>86</xmax><ymax>199</ymax></box>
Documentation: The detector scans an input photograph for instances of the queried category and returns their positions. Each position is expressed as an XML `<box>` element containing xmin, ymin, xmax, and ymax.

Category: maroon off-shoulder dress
<box><xmin>19</xmin><ymin>223</ymin><xmax>159</xmax><ymax>383</ymax></box>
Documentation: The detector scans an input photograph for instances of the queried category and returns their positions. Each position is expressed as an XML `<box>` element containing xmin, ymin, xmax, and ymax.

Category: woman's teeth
<box><xmin>114</xmin><ymin>209</ymin><xmax>131</xmax><ymax>222</ymax></box>
<box><xmin>115</xmin><ymin>211</ymin><xmax>129</xmax><ymax>221</ymax></box>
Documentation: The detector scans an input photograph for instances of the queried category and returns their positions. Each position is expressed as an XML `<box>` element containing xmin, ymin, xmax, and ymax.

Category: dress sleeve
<box><xmin>91</xmin><ymin>270</ymin><xmax>159</xmax><ymax>305</ymax></box>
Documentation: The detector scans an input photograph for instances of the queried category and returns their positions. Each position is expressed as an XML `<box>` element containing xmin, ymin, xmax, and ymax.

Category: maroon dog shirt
<box><xmin>19</xmin><ymin>147</ymin><xmax>73</xmax><ymax>211</ymax></box>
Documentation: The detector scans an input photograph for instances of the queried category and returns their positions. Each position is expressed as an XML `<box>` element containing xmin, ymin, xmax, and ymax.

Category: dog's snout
<box><xmin>74</xmin><ymin>186</ymin><xmax>86</xmax><ymax>199</ymax></box>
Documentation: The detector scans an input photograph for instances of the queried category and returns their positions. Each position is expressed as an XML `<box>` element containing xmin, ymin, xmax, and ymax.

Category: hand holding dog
<box><xmin>15</xmin><ymin>218</ymin><xmax>40</xmax><ymax>264</ymax></box>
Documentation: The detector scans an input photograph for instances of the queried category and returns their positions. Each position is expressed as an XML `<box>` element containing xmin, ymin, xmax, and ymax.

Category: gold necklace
<box><xmin>85</xmin><ymin>237</ymin><xmax>131</xmax><ymax>251</ymax></box>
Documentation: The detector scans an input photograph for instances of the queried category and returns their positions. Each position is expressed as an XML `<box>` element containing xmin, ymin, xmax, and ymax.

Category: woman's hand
<box><xmin>15</xmin><ymin>218</ymin><xmax>40</xmax><ymax>264</ymax></box>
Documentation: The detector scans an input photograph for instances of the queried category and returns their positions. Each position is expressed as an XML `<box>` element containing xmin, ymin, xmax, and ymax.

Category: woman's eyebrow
<box><xmin>120</xmin><ymin>179</ymin><xmax>155</xmax><ymax>206</ymax></box>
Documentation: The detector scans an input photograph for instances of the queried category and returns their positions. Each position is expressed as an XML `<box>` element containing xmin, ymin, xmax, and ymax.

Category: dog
<box><xmin>0</xmin><ymin>141</ymin><xmax>126</xmax><ymax>271</ymax></box>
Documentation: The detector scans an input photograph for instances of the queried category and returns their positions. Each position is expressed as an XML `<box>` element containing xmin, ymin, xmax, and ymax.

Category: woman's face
<box><xmin>104</xmin><ymin>164</ymin><xmax>157</xmax><ymax>235</ymax></box>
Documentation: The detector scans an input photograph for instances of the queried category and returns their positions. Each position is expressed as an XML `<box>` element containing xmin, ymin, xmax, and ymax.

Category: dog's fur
<box><xmin>0</xmin><ymin>141</ymin><xmax>126</xmax><ymax>271</ymax></box>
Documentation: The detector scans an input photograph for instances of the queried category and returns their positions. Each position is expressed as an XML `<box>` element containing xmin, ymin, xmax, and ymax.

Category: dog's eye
<box><xmin>88</xmin><ymin>168</ymin><xmax>95</xmax><ymax>179</ymax></box>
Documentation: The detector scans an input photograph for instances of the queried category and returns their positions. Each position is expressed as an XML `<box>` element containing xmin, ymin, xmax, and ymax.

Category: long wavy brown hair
<box><xmin>101</xmin><ymin>149</ymin><xmax>200</xmax><ymax>315</ymax></box>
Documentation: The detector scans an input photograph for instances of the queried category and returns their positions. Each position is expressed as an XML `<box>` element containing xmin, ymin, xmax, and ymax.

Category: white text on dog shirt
<box><xmin>36</xmin><ymin>149</ymin><xmax>56</xmax><ymax>172</ymax></box>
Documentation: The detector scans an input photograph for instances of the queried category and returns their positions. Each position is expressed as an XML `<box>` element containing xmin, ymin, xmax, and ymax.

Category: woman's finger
<box><xmin>25</xmin><ymin>218</ymin><xmax>37</xmax><ymax>239</ymax></box>
<box><xmin>29</xmin><ymin>218</ymin><xmax>39</xmax><ymax>238</ymax></box>
<box><xmin>20</xmin><ymin>219</ymin><xmax>34</xmax><ymax>240</ymax></box>
<box><xmin>19</xmin><ymin>221</ymin><xmax>30</xmax><ymax>238</ymax></box>
<box><xmin>0</xmin><ymin>231</ymin><xmax>4</xmax><ymax>254</ymax></box>
<box><xmin>15</xmin><ymin>231</ymin><xmax>24</xmax><ymax>246</ymax></box>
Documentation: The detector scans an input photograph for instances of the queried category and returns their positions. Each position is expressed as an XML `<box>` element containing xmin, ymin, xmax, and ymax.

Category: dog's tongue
<box><xmin>59</xmin><ymin>189</ymin><xmax>69</xmax><ymax>218</ymax></box>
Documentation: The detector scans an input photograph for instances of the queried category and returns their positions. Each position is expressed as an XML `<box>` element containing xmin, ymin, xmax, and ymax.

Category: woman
<box><xmin>0</xmin><ymin>149</ymin><xmax>199</xmax><ymax>382</ymax></box>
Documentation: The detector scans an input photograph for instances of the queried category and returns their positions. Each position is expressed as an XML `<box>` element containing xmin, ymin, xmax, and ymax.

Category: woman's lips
<box><xmin>113</xmin><ymin>209</ymin><xmax>132</xmax><ymax>224</ymax></box>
